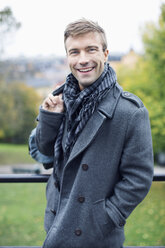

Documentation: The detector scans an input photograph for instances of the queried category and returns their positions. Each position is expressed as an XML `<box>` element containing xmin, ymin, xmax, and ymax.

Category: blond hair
<box><xmin>64</xmin><ymin>18</ymin><xmax>108</xmax><ymax>51</ymax></box>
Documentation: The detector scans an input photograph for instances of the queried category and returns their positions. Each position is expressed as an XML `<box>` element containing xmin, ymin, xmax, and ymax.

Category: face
<box><xmin>65</xmin><ymin>32</ymin><xmax>109</xmax><ymax>90</ymax></box>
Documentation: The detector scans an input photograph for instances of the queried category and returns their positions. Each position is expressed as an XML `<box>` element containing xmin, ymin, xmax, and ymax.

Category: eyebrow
<box><xmin>87</xmin><ymin>45</ymin><xmax>99</xmax><ymax>50</ymax></box>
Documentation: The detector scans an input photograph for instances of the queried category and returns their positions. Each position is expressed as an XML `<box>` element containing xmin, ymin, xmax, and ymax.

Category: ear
<box><xmin>104</xmin><ymin>49</ymin><xmax>109</xmax><ymax>62</ymax></box>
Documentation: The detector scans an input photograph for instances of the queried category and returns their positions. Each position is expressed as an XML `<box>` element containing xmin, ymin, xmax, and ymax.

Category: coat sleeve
<box><xmin>36</xmin><ymin>107</ymin><xmax>64</xmax><ymax>156</ymax></box>
<box><xmin>105</xmin><ymin>106</ymin><xmax>154</xmax><ymax>228</ymax></box>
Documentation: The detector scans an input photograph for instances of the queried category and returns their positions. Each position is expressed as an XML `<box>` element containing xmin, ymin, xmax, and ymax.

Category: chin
<box><xmin>79</xmin><ymin>82</ymin><xmax>93</xmax><ymax>89</ymax></box>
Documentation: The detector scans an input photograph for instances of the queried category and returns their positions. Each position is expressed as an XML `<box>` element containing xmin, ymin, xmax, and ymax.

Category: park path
<box><xmin>0</xmin><ymin>163</ymin><xmax>53</xmax><ymax>174</ymax></box>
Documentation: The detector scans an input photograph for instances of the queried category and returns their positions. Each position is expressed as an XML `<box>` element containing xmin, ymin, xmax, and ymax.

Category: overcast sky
<box><xmin>0</xmin><ymin>0</ymin><xmax>164</xmax><ymax>58</ymax></box>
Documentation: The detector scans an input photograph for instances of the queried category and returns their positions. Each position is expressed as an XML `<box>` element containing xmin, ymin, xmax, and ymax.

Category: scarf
<box><xmin>53</xmin><ymin>63</ymin><xmax>117</xmax><ymax>178</ymax></box>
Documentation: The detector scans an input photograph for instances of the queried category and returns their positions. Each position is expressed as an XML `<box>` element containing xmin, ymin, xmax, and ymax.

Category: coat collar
<box><xmin>97</xmin><ymin>82</ymin><xmax>122</xmax><ymax>118</ymax></box>
<box><xmin>65</xmin><ymin>83</ymin><xmax>122</xmax><ymax>166</ymax></box>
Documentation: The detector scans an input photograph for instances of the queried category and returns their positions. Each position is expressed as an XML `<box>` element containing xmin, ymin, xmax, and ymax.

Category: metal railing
<box><xmin>0</xmin><ymin>242</ymin><xmax>164</xmax><ymax>247</ymax></box>
<box><xmin>0</xmin><ymin>173</ymin><xmax>165</xmax><ymax>183</ymax></box>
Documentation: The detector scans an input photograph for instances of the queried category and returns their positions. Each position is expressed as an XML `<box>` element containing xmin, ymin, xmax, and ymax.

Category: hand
<box><xmin>42</xmin><ymin>93</ymin><xmax>64</xmax><ymax>113</ymax></box>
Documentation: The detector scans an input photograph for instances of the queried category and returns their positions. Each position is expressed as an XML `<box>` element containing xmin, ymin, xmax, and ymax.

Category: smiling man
<box><xmin>65</xmin><ymin>31</ymin><xmax>109</xmax><ymax>90</ymax></box>
<box><xmin>36</xmin><ymin>19</ymin><xmax>153</xmax><ymax>248</ymax></box>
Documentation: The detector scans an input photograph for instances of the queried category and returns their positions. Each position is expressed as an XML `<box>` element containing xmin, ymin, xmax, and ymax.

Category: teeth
<box><xmin>79</xmin><ymin>68</ymin><xmax>93</xmax><ymax>72</ymax></box>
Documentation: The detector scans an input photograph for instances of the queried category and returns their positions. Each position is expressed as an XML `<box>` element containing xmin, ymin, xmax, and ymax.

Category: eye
<box><xmin>88</xmin><ymin>47</ymin><xmax>97</xmax><ymax>53</ymax></box>
<box><xmin>69</xmin><ymin>50</ymin><xmax>79</xmax><ymax>55</ymax></box>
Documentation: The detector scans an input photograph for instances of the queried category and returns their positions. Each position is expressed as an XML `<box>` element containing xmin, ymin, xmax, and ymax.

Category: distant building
<box><xmin>121</xmin><ymin>48</ymin><xmax>139</xmax><ymax>68</ymax></box>
<box><xmin>108</xmin><ymin>53</ymin><xmax>123</xmax><ymax>71</ymax></box>
<box><xmin>108</xmin><ymin>49</ymin><xmax>139</xmax><ymax>71</ymax></box>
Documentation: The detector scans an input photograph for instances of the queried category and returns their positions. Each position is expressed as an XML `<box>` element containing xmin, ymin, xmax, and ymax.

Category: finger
<box><xmin>54</xmin><ymin>96</ymin><xmax>63</xmax><ymax>106</ymax></box>
<box><xmin>48</xmin><ymin>94</ymin><xmax>57</xmax><ymax>105</ymax></box>
<box><xmin>43</xmin><ymin>96</ymin><xmax>55</xmax><ymax>108</ymax></box>
<box><xmin>59</xmin><ymin>94</ymin><xmax>63</xmax><ymax>100</ymax></box>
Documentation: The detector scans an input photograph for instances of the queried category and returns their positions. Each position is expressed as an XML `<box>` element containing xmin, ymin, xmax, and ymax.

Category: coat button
<box><xmin>78</xmin><ymin>196</ymin><xmax>85</xmax><ymax>203</ymax></box>
<box><xmin>50</xmin><ymin>209</ymin><xmax>56</xmax><ymax>215</ymax></box>
<box><xmin>82</xmin><ymin>164</ymin><xmax>88</xmax><ymax>171</ymax></box>
<box><xmin>75</xmin><ymin>229</ymin><xmax>82</xmax><ymax>236</ymax></box>
<box><xmin>119</xmin><ymin>222</ymin><xmax>124</xmax><ymax>227</ymax></box>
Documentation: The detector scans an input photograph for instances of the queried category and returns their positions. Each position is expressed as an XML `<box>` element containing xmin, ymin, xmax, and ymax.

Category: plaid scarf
<box><xmin>54</xmin><ymin>63</ymin><xmax>117</xmax><ymax>176</ymax></box>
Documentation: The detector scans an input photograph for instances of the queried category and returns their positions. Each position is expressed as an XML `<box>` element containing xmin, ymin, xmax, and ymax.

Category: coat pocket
<box><xmin>44</xmin><ymin>207</ymin><xmax>57</xmax><ymax>233</ymax></box>
<box><xmin>93</xmin><ymin>199</ymin><xmax>115</xmax><ymax>238</ymax></box>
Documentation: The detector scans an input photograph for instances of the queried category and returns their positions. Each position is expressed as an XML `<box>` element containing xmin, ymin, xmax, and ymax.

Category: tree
<box><xmin>117</xmin><ymin>3</ymin><xmax>165</xmax><ymax>153</ymax></box>
<box><xmin>142</xmin><ymin>4</ymin><xmax>165</xmax><ymax>97</ymax></box>
<box><xmin>0</xmin><ymin>6</ymin><xmax>21</xmax><ymax>55</ymax></box>
<box><xmin>0</xmin><ymin>82</ymin><xmax>41</xmax><ymax>143</ymax></box>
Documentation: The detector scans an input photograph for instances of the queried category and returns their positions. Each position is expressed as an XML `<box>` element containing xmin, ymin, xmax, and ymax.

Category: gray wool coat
<box><xmin>36</xmin><ymin>82</ymin><xmax>153</xmax><ymax>248</ymax></box>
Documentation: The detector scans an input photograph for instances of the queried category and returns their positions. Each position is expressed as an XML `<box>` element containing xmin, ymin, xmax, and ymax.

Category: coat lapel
<box><xmin>65</xmin><ymin>83</ymin><xmax>122</xmax><ymax>166</ymax></box>
<box><xmin>66</xmin><ymin>110</ymin><xmax>106</xmax><ymax>165</ymax></box>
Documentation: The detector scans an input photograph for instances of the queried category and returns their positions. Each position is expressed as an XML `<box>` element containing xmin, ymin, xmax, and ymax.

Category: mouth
<box><xmin>77</xmin><ymin>67</ymin><xmax>95</xmax><ymax>73</ymax></box>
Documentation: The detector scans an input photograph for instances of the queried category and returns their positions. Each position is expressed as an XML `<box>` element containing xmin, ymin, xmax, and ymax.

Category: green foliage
<box><xmin>117</xmin><ymin>3</ymin><xmax>165</xmax><ymax>153</ymax></box>
<box><xmin>0</xmin><ymin>182</ymin><xmax>164</xmax><ymax>246</ymax></box>
<box><xmin>0</xmin><ymin>82</ymin><xmax>41</xmax><ymax>144</ymax></box>
<box><xmin>142</xmin><ymin>4</ymin><xmax>165</xmax><ymax>97</ymax></box>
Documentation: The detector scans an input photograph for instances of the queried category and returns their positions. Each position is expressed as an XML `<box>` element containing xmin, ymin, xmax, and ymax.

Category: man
<box><xmin>36</xmin><ymin>19</ymin><xmax>153</xmax><ymax>248</ymax></box>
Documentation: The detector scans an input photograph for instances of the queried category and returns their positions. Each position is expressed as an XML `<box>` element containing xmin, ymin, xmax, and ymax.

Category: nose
<box><xmin>78</xmin><ymin>51</ymin><xmax>89</xmax><ymax>66</ymax></box>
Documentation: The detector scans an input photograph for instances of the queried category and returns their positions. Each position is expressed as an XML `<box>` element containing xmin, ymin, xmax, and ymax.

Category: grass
<box><xmin>0</xmin><ymin>143</ymin><xmax>35</xmax><ymax>165</ymax></box>
<box><xmin>0</xmin><ymin>182</ymin><xmax>164</xmax><ymax>246</ymax></box>
<box><xmin>125</xmin><ymin>182</ymin><xmax>165</xmax><ymax>246</ymax></box>
<box><xmin>0</xmin><ymin>183</ymin><xmax>46</xmax><ymax>246</ymax></box>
